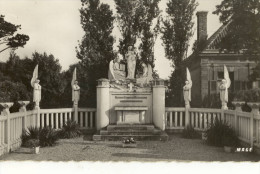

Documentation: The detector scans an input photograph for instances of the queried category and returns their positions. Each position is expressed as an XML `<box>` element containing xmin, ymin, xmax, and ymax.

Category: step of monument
<box><xmin>107</xmin><ymin>124</ymin><xmax>155</xmax><ymax>131</ymax></box>
<box><xmin>100</xmin><ymin>130</ymin><xmax>161</xmax><ymax>136</ymax></box>
<box><xmin>93</xmin><ymin>132</ymin><xmax>169</xmax><ymax>141</ymax></box>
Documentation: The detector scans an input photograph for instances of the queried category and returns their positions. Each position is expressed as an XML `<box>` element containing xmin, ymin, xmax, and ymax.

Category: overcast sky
<box><xmin>0</xmin><ymin>0</ymin><xmax>222</xmax><ymax>79</ymax></box>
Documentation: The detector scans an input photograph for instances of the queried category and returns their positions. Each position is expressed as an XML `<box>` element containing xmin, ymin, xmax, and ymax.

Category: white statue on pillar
<box><xmin>126</xmin><ymin>46</ymin><xmax>137</xmax><ymax>79</ymax></box>
<box><xmin>71</xmin><ymin>68</ymin><xmax>80</xmax><ymax>105</ymax></box>
<box><xmin>183</xmin><ymin>67</ymin><xmax>192</xmax><ymax>108</ymax></box>
<box><xmin>219</xmin><ymin>65</ymin><xmax>231</xmax><ymax>110</ymax></box>
<box><xmin>31</xmin><ymin>65</ymin><xmax>41</xmax><ymax>109</ymax></box>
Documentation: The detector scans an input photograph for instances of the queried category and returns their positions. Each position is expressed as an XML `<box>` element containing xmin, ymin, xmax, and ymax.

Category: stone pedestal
<box><xmin>152</xmin><ymin>79</ymin><xmax>165</xmax><ymax>130</ymax></box>
<box><xmin>96</xmin><ymin>79</ymin><xmax>110</xmax><ymax>130</ymax></box>
<box><xmin>232</xmin><ymin>101</ymin><xmax>245</xmax><ymax>111</ymax></box>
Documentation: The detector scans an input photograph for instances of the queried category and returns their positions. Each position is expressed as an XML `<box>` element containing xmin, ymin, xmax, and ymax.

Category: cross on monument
<box><xmin>128</xmin><ymin>82</ymin><xmax>134</xmax><ymax>92</ymax></box>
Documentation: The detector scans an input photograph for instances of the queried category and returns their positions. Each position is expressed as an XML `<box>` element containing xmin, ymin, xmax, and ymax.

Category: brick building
<box><xmin>184</xmin><ymin>11</ymin><xmax>257</xmax><ymax>107</ymax></box>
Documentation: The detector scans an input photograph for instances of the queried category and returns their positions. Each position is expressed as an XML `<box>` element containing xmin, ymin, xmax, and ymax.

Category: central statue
<box><xmin>126</xmin><ymin>46</ymin><xmax>137</xmax><ymax>79</ymax></box>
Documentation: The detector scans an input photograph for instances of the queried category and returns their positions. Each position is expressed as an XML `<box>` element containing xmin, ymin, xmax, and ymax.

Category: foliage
<box><xmin>76</xmin><ymin>0</ymin><xmax>115</xmax><ymax>107</ymax></box>
<box><xmin>39</xmin><ymin>126</ymin><xmax>59</xmax><ymax>147</ymax></box>
<box><xmin>206</xmin><ymin>118</ymin><xmax>240</xmax><ymax>147</ymax></box>
<box><xmin>115</xmin><ymin>0</ymin><xmax>161</xmax><ymax>68</ymax></box>
<box><xmin>182</xmin><ymin>125</ymin><xmax>200</xmax><ymax>139</ymax></box>
<box><xmin>0</xmin><ymin>15</ymin><xmax>29</xmax><ymax>53</ymax></box>
<box><xmin>59</xmin><ymin>119</ymin><xmax>81</xmax><ymax>139</ymax></box>
<box><xmin>21</xmin><ymin>126</ymin><xmax>40</xmax><ymax>146</ymax></box>
<box><xmin>0</xmin><ymin>52</ymin><xmax>66</xmax><ymax>108</ymax></box>
<box><xmin>26</xmin><ymin>101</ymin><xmax>35</xmax><ymax>111</ymax></box>
<box><xmin>23</xmin><ymin>139</ymin><xmax>40</xmax><ymax>148</ymax></box>
<box><xmin>0</xmin><ymin>80</ymin><xmax>30</xmax><ymax>103</ymax></box>
<box><xmin>213</xmin><ymin>0</ymin><xmax>260</xmax><ymax>55</ymax></box>
<box><xmin>161</xmin><ymin>0</ymin><xmax>197</xmax><ymax>106</ymax></box>
<box><xmin>161</xmin><ymin>0</ymin><xmax>198</xmax><ymax>67</ymax></box>
<box><xmin>21</xmin><ymin>126</ymin><xmax>59</xmax><ymax>147</ymax></box>
<box><xmin>115</xmin><ymin>0</ymin><xmax>143</xmax><ymax>57</ymax></box>
<box><xmin>165</xmin><ymin>69</ymin><xmax>185</xmax><ymax>106</ymax></box>
<box><xmin>9</xmin><ymin>101</ymin><xmax>21</xmax><ymax>113</ymax></box>
<box><xmin>234</xmin><ymin>89</ymin><xmax>260</xmax><ymax>102</ymax></box>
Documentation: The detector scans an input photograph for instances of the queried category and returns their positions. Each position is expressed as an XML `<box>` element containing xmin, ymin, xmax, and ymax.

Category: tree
<box><xmin>0</xmin><ymin>15</ymin><xmax>29</xmax><ymax>53</ymax></box>
<box><xmin>76</xmin><ymin>0</ymin><xmax>115</xmax><ymax>107</ymax></box>
<box><xmin>161</xmin><ymin>0</ymin><xmax>197</xmax><ymax>106</ymax></box>
<box><xmin>138</xmin><ymin>0</ymin><xmax>161</xmax><ymax>67</ymax></box>
<box><xmin>115</xmin><ymin>0</ymin><xmax>160</xmax><ymax>67</ymax></box>
<box><xmin>31</xmin><ymin>52</ymin><xmax>66</xmax><ymax>108</ymax></box>
<box><xmin>213</xmin><ymin>0</ymin><xmax>260</xmax><ymax>55</ymax></box>
<box><xmin>115</xmin><ymin>0</ymin><xmax>143</xmax><ymax>58</ymax></box>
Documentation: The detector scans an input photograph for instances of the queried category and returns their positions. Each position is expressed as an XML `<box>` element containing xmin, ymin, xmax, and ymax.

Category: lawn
<box><xmin>1</xmin><ymin>134</ymin><xmax>259</xmax><ymax>162</ymax></box>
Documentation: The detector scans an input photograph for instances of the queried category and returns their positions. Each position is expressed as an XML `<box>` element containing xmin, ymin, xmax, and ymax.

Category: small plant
<box><xmin>59</xmin><ymin>119</ymin><xmax>81</xmax><ymax>139</ymax></box>
<box><xmin>21</xmin><ymin>126</ymin><xmax>40</xmax><ymax>147</ymax></box>
<box><xmin>23</xmin><ymin>139</ymin><xmax>40</xmax><ymax>148</ymax></box>
<box><xmin>21</xmin><ymin>126</ymin><xmax>59</xmax><ymax>147</ymax></box>
<box><xmin>39</xmin><ymin>126</ymin><xmax>59</xmax><ymax>147</ymax></box>
<box><xmin>122</xmin><ymin>137</ymin><xmax>136</xmax><ymax>144</ymax></box>
<box><xmin>182</xmin><ymin>125</ymin><xmax>200</xmax><ymax>139</ymax></box>
<box><xmin>206</xmin><ymin>118</ymin><xmax>240</xmax><ymax>147</ymax></box>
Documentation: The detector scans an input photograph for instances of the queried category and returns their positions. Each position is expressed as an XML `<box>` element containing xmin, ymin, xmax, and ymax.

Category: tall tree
<box><xmin>161</xmin><ymin>0</ymin><xmax>197</xmax><ymax>106</ymax></box>
<box><xmin>0</xmin><ymin>15</ymin><xmax>29</xmax><ymax>54</ymax></box>
<box><xmin>138</xmin><ymin>0</ymin><xmax>161</xmax><ymax>67</ymax></box>
<box><xmin>115</xmin><ymin>0</ymin><xmax>143</xmax><ymax>58</ymax></box>
<box><xmin>115</xmin><ymin>0</ymin><xmax>161</xmax><ymax>76</ymax></box>
<box><xmin>76</xmin><ymin>0</ymin><xmax>115</xmax><ymax>107</ymax></box>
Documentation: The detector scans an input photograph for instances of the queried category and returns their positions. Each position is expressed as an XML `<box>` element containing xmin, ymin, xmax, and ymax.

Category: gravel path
<box><xmin>1</xmin><ymin>135</ymin><xmax>259</xmax><ymax>162</ymax></box>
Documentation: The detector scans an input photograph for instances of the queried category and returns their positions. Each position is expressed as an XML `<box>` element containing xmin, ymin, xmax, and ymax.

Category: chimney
<box><xmin>196</xmin><ymin>11</ymin><xmax>208</xmax><ymax>43</ymax></box>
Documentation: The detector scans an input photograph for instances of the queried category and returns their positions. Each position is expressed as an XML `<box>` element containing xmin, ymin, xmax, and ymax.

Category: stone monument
<box><xmin>94</xmin><ymin>46</ymin><xmax>168</xmax><ymax>141</ymax></box>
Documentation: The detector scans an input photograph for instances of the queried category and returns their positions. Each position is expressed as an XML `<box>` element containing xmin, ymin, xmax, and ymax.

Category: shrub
<box><xmin>206</xmin><ymin>118</ymin><xmax>240</xmax><ymax>147</ymax></box>
<box><xmin>21</xmin><ymin>126</ymin><xmax>59</xmax><ymax>147</ymax></box>
<box><xmin>59</xmin><ymin>119</ymin><xmax>81</xmax><ymax>139</ymax></box>
<box><xmin>182</xmin><ymin>125</ymin><xmax>200</xmax><ymax>139</ymax></box>
<box><xmin>39</xmin><ymin>126</ymin><xmax>59</xmax><ymax>147</ymax></box>
<box><xmin>21</xmin><ymin>126</ymin><xmax>40</xmax><ymax>147</ymax></box>
<box><xmin>26</xmin><ymin>101</ymin><xmax>35</xmax><ymax>111</ymax></box>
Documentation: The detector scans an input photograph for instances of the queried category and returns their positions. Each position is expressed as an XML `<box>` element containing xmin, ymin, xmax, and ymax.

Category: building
<box><xmin>185</xmin><ymin>11</ymin><xmax>257</xmax><ymax>107</ymax></box>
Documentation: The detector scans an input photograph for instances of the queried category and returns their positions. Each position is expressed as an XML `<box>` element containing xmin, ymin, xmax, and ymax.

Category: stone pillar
<box><xmin>152</xmin><ymin>79</ymin><xmax>166</xmax><ymax>131</ymax></box>
<box><xmin>247</xmin><ymin>102</ymin><xmax>260</xmax><ymax>115</ymax></box>
<box><xmin>34</xmin><ymin>103</ymin><xmax>40</xmax><ymax>127</ymax></box>
<box><xmin>232</xmin><ymin>101</ymin><xmax>245</xmax><ymax>111</ymax></box>
<box><xmin>96</xmin><ymin>78</ymin><xmax>110</xmax><ymax>130</ymax></box>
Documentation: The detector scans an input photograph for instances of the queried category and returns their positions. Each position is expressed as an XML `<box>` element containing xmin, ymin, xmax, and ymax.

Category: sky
<box><xmin>0</xmin><ymin>0</ymin><xmax>222</xmax><ymax>79</ymax></box>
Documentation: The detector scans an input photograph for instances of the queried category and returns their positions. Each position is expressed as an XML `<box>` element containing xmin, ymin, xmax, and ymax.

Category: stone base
<box><xmin>92</xmin><ymin>124</ymin><xmax>168</xmax><ymax>141</ymax></box>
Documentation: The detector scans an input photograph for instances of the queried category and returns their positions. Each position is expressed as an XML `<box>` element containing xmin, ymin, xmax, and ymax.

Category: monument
<box><xmin>94</xmin><ymin>46</ymin><xmax>168</xmax><ymax>141</ymax></box>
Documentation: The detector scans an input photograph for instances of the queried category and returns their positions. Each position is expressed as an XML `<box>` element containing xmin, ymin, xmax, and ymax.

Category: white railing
<box><xmin>0</xmin><ymin>107</ymin><xmax>96</xmax><ymax>157</ymax></box>
<box><xmin>0</xmin><ymin>109</ymin><xmax>38</xmax><ymax>156</ymax></box>
<box><xmin>165</xmin><ymin>107</ymin><xmax>186</xmax><ymax>129</ymax></box>
<box><xmin>39</xmin><ymin>108</ymin><xmax>96</xmax><ymax>129</ymax></box>
<box><xmin>189</xmin><ymin>108</ymin><xmax>222</xmax><ymax>130</ymax></box>
<box><xmin>165</xmin><ymin>107</ymin><xmax>260</xmax><ymax>148</ymax></box>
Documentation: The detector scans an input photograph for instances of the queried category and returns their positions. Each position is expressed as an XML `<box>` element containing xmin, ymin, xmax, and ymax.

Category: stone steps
<box><xmin>93</xmin><ymin>124</ymin><xmax>168</xmax><ymax>141</ymax></box>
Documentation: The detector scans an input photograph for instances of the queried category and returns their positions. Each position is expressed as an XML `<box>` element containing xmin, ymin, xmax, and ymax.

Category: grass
<box><xmin>1</xmin><ymin>134</ymin><xmax>260</xmax><ymax>162</ymax></box>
